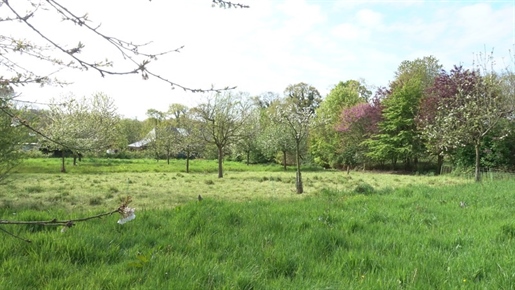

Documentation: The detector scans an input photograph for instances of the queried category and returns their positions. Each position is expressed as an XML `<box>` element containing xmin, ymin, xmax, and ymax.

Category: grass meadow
<box><xmin>1</xmin><ymin>157</ymin><xmax>515</xmax><ymax>289</ymax></box>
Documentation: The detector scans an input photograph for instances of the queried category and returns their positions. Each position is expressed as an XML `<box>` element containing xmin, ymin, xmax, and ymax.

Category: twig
<box><xmin>2</xmin><ymin>0</ymin><xmax>237</xmax><ymax>93</ymax></box>
<box><xmin>0</xmin><ymin>196</ymin><xmax>134</xmax><ymax>243</ymax></box>
<box><xmin>0</xmin><ymin>226</ymin><xmax>32</xmax><ymax>243</ymax></box>
<box><xmin>0</xmin><ymin>209</ymin><xmax>118</xmax><ymax>226</ymax></box>
<box><xmin>0</xmin><ymin>105</ymin><xmax>81</xmax><ymax>152</ymax></box>
<box><xmin>212</xmin><ymin>0</ymin><xmax>250</xmax><ymax>8</ymax></box>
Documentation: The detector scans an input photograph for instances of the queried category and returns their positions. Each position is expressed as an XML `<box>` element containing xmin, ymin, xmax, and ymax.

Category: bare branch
<box><xmin>0</xmin><ymin>196</ymin><xmax>135</xmax><ymax>243</ymax></box>
<box><xmin>0</xmin><ymin>226</ymin><xmax>32</xmax><ymax>243</ymax></box>
<box><xmin>212</xmin><ymin>0</ymin><xmax>250</xmax><ymax>9</ymax></box>
<box><xmin>1</xmin><ymin>0</ymin><xmax>236</xmax><ymax>92</ymax></box>
<box><xmin>0</xmin><ymin>104</ymin><xmax>77</xmax><ymax>151</ymax></box>
<box><xmin>0</xmin><ymin>0</ymin><xmax>41</xmax><ymax>23</ymax></box>
<box><xmin>0</xmin><ymin>210</ymin><xmax>118</xmax><ymax>226</ymax></box>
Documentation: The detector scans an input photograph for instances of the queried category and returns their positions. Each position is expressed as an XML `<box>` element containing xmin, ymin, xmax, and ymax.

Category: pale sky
<box><xmin>6</xmin><ymin>0</ymin><xmax>515</xmax><ymax>119</ymax></box>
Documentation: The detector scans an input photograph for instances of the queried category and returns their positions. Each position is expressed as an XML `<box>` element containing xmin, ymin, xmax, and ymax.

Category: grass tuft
<box><xmin>353</xmin><ymin>182</ymin><xmax>375</xmax><ymax>194</ymax></box>
<box><xmin>88</xmin><ymin>197</ymin><xmax>103</xmax><ymax>206</ymax></box>
<box><xmin>25</xmin><ymin>185</ymin><xmax>44</xmax><ymax>193</ymax></box>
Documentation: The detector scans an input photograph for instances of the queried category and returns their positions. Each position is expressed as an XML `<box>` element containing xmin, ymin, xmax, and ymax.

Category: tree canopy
<box><xmin>192</xmin><ymin>91</ymin><xmax>253</xmax><ymax>178</ymax></box>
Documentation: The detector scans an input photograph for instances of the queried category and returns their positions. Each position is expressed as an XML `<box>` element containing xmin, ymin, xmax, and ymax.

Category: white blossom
<box><xmin>118</xmin><ymin>207</ymin><xmax>136</xmax><ymax>224</ymax></box>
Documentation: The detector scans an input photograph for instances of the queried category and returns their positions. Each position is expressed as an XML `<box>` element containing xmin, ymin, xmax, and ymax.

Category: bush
<box><xmin>21</xmin><ymin>149</ymin><xmax>46</xmax><ymax>158</ymax></box>
<box><xmin>102</xmin><ymin>150</ymin><xmax>148</xmax><ymax>159</ymax></box>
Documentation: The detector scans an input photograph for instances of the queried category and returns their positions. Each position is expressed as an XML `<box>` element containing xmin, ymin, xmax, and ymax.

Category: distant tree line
<box><xmin>2</xmin><ymin>52</ymin><xmax>515</xmax><ymax>185</ymax></box>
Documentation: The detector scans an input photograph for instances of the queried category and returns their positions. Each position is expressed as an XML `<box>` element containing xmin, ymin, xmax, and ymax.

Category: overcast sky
<box><xmin>8</xmin><ymin>0</ymin><xmax>515</xmax><ymax>119</ymax></box>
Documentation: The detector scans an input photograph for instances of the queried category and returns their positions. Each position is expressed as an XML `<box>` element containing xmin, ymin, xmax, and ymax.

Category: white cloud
<box><xmin>331</xmin><ymin>23</ymin><xmax>363</xmax><ymax>40</ymax></box>
<box><xmin>454</xmin><ymin>3</ymin><xmax>513</xmax><ymax>46</ymax></box>
<box><xmin>356</xmin><ymin>9</ymin><xmax>383</xmax><ymax>27</ymax></box>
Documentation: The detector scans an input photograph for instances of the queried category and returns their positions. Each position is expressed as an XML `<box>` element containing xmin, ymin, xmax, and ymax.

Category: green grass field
<box><xmin>1</xmin><ymin>158</ymin><xmax>515</xmax><ymax>289</ymax></box>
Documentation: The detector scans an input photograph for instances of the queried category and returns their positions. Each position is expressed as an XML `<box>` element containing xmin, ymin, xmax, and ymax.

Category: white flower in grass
<box><xmin>118</xmin><ymin>207</ymin><xmax>136</xmax><ymax>224</ymax></box>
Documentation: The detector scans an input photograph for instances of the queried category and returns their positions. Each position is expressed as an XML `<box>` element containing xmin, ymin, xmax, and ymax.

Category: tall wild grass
<box><xmin>1</xmin><ymin>178</ymin><xmax>515</xmax><ymax>289</ymax></box>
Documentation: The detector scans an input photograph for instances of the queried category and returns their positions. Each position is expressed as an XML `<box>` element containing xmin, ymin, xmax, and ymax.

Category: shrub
<box><xmin>21</xmin><ymin>149</ymin><xmax>46</xmax><ymax>158</ymax></box>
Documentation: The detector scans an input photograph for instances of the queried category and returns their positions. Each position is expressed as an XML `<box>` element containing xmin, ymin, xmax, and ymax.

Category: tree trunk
<box><xmin>60</xmin><ymin>150</ymin><xmax>66</xmax><ymax>173</ymax></box>
<box><xmin>167</xmin><ymin>149</ymin><xmax>170</xmax><ymax>165</ymax></box>
<box><xmin>246</xmin><ymin>150</ymin><xmax>250</xmax><ymax>166</ymax></box>
<box><xmin>186</xmin><ymin>154</ymin><xmax>190</xmax><ymax>173</ymax></box>
<box><xmin>405</xmin><ymin>156</ymin><xmax>411</xmax><ymax>171</ymax></box>
<box><xmin>475</xmin><ymin>143</ymin><xmax>481</xmax><ymax>182</ymax></box>
<box><xmin>295</xmin><ymin>141</ymin><xmax>303</xmax><ymax>194</ymax></box>
<box><xmin>296</xmin><ymin>170</ymin><xmax>303</xmax><ymax>194</ymax></box>
<box><xmin>218</xmin><ymin>145</ymin><xmax>224</xmax><ymax>178</ymax></box>
<box><xmin>346</xmin><ymin>165</ymin><xmax>350</xmax><ymax>175</ymax></box>
<box><xmin>436</xmin><ymin>154</ymin><xmax>444</xmax><ymax>175</ymax></box>
<box><xmin>72</xmin><ymin>152</ymin><xmax>82</xmax><ymax>166</ymax></box>
<box><xmin>282</xmin><ymin>150</ymin><xmax>287</xmax><ymax>171</ymax></box>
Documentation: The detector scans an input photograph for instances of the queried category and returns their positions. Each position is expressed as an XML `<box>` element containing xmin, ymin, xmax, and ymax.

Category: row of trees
<box><xmin>145</xmin><ymin>53</ymin><xmax>513</xmax><ymax>185</ymax></box>
<box><xmin>2</xmin><ymin>0</ymin><xmax>513</xmax><ymax>188</ymax></box>
<box><xmin>130</xmin><ymin>50</ymin><xmax>514</xmax><ymax>187</ymax></box>
<box><xmin>0</xmin><ymin>0</ymin><xmax>246</xmax><ymax>182</ymax></box>
<box><xmin>2</xmin><ymin>54</ymin><xmax>514</xmax><ymax>186</ymax></box>
<box><xmin>0</xmin><ymin>82</ymin><xmax>318</xmax><ymax>194</ymax></box>
<box><xmin>316</xmin><ymin>54</ymin><xmax>515</xmax><ymax>182</ymax></box>
<box><xmin>0</xmin><ymin>91</ymin><xmax>122</xmax><ymax>176</ymax></box>
<box><xmin>132</xmin><ymin>84</ymin><xmax>321</xmax><ymax>193</ymax></box>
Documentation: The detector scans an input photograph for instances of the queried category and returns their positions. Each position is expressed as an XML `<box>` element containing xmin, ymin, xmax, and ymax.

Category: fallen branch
<box><xmin>0</xmin><ymin>196</ymin><xmax>135</xmax><ymax>243</ymax></box>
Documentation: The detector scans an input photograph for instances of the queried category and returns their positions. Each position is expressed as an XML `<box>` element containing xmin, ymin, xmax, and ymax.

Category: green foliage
<box><xmin>319</xmin><ymin>80</ymin><xmax>368</xmax><ymax>118</ymax></box>
<box><xmin>232</xmin><ymin>108</ymin><xmax>264</xmax><ymax>165</ymax></box>
<box><xmin>391</xmin><ymin>55</ymin><xmax>442</xmax><ymax>92</ymax></box>
<box><xmin>423</xmin><ymin>61</ymin><xmax>511</xmax><ymax>181</ymax></box>
<box><xmin>448</xmin><ymin>120</ymin><xmax>515</xmax><ymax>172</ymax></box>
<box><xmin>365</xmin><ymin>56</ymin><xmax>441</xmax><ymax>169</ymax></box>
<box><xmin>258</xmin><ymin>115</ymin><xmax>295</xmax><ymax>162</ymax></box>
<box><xmin>284</xmin><ymin>82</ymin><xmax>322</xmax><ymax>113</ymax></box>
<box><xmin>0</xmin><ymin>91</ymin><xmax>27</xmax><ymax>182</ymax></box>
<box><xmin>116</xmin><ymin>118</ymin><xmax>144</xmax><ymax>148</ymax></box>
<box><xmin>480</xmin><ymin>122</ymin><xmax>515</xmax><ymax>169</ymax></box>
<box><xmin>366</xmin><ymin>78</ymin><xmax>423</xmax><ymax>167</ymax></box>
<box><xmin>40</xmin><ymin>93</ymin><xmax>120</xmax><ymax>172</ymax></box>
<box><xmin>311</xmin><ymin>80</ymin><xmax>369</xmax><ymax>168</ymax></box>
